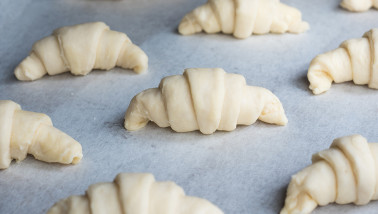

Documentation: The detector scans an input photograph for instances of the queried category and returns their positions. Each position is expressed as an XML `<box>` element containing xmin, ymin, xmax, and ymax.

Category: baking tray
<box><xmin>1</xmin><ymin>0</ymin><xmax>378</xmax><ymax>213</ymax></box>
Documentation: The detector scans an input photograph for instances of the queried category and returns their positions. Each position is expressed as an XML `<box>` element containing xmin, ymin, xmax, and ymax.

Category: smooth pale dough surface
<box><xmin>14</xmin><ymin>22</ymin><xmax>148</xmax><ymax>81</ymax></box>
<box><xmin>308</xmin><ymin>28</ymin><xmax>378</xmax><ymax>94</ymax></box>
<box><xmin>340</xmin><ymin>0</ymin><xmax>378</xmax><ymax>12</ymax></box>
<box><xmin>281</xmin><ymin>135</ymin><xmax>378</xmax><ymax>214</ymax></box>
<box><xmin>0</xmin><ymin>100</ymin><xmax>82</xmax><ymax>169</ymax></box>
<box><xmin>47</xmin><ymin>173</ymin><xmax>224</xmax><ymax>214</ymax></box>
<box><xmin>178</xmin><ymin>0</ymin><xmax>309</xmax><ymax>39</ymax></box>
<box><xmin>124</xmin><ymin>68</ymin><xmax>288</xmax><ymax>134</ymax></box>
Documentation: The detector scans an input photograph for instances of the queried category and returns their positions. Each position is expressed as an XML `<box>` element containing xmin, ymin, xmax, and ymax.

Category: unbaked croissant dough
<box><xmin>47</xmin><ymin>173</ymin><xmax>224</xmax><ymax>214</ymax></box>
<box><xmin>0</xmin><ymin>100</ymin><xmax>82</xmax><ymax>169</ymax></box>
<box><xmin>15</xmin><ymin>22</ymin><xmax>148</xmax><ymax>81</ymax></box>
<box><xmin>281</xmin><ymin>135</ymin><xmax>378</xmax><ymax>214</ymax></box>
<box><xmin>178</xmin><ymin>0</ymin><xmax>309</xmax><ymax>39</ymax></box>
<box><xmin>340</xmin><ymin>0</ymin><xmax>378</xmax><ymax>12</ymax></box>
<box><xmin>124</xmin><ymin>68</ymin><xmax>288</xmax><ymax>134</ymax></box>
<box><xmin>308</xmin><ymin>28</ymin><xmax>378</xmax><ymax>94</ymax></box>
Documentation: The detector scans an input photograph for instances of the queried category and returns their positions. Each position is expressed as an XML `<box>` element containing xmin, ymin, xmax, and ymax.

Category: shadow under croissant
<box><xmin>312</xmin><ymin>81</ymin><xmax>376</xmax><ymax>96</ymax></box>
<box><xmin>9</xmin><ymin>155</ymin><xmax>82</xmax><ymax>172</ymax></box>
<box><xmin>293</xmin><ymin>71</ymin><xmax>312</xmax><ymax>94</ymax></box>
<box><xmin>1</xmin><ymin>62</ymin><xmax>21</xmax><ymax>84</ymax></box>
<box><xmin>123</xmin><ymin>120</ymin><xmax>286</xmax><ymax>139</ymax></box>
<box><xmin>293</xmin><ymin>71</ymin><xmax>376</xmax><ymax>96</ymax></box>
<box><xmin>89</xmin><ymin>67</ymin><xmax>143</xmax><ymax>77</ymax></box>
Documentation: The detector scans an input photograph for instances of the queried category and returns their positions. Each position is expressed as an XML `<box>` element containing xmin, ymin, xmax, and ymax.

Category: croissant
<box><xmin>281</xmin><ymin>135</ymin><xmax>378</xmax><ymax>214</ymax></box>
<box><xmin>340</xmin><ymin>0</ymin><xmax>378</xmax><ymax>12</ymax></box>
<box><xmin>178</xmin><ymin>0</ymin><xmax>309</xmax><ymax>39</ymax></box>
<box><xmin>0</xmin><ymin>100</ymin><xmax>82</xmax><ymax>169</ymax></box>
<box><xmin>47</xmin><ymin>173</ymin><xmax>224</xmax><ymax>214</ymax></box>
<box><xmin>15</xmin><ymin>22</ymin><xmax>148</xmax><ymax>81</ymax></box>
<box><xmin>308</xmin><ymin>28</ymin><xmax>378</xmax><ymax>94</ymax></box>
<box><xmin>124</xmin><ymin>68</ymin><xmax>287</xmax><ymax>134</ymax></box>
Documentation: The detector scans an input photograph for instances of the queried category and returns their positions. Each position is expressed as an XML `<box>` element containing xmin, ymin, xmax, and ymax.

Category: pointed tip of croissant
<box><xmin>308</xmin><ymin>76</ymin><xmax>331</xmax><ymax>95</ymax></box>
<box><xmin>281</xmin><ymin>175</ymin><xmax>319</xmax><ymax>214</ymax></box>
<box><xmin>307</xmin><ymin>59</ymin><xmax>334</xmax><ymax>95</ymax></box>
<box><xmin>124</xmin><ymin>96</ymin><xmax>150</xmax><ymax>131</ymax></box>
<box><xmin>14</xmin><ymin>53</ymin><xmax>47</xmax><ymax>81</ymax></box>
<box><xmin>289</xmin><ymin>21</ymin><xmax>310</xmax><ymax>34</ymax></box>
<box><xmin>340</xmin><ymin>0</ymin><xmax>372</xmax><ymax>12</ymax></box>
<box><xmin>124</xmin><ymin>118</ymin><xmax>148</xmax><ymax>131</ymax></box>
<box><xmin>117</xmin><ymin>42</ymin><xmax>149</xmax><ymax>74</ymax></box>
<box><xmin>28</xmin><ymin>124</ymin><xmax>83</xmax><ymax>165</ymax></box>
<box><xmin>14</xmin><ymin>64</ymin><xmax>41</xmax><ymax>81</ymax></box>
<box><xmin>178</xmin><ymin>20</ymin><xmax>193</xmax><ymax>35</ymax></box>
<box><xmin>132</xmin><ymin>57</ymin><xmax>148</xmax><ymax>74</ymax></box>
<box><xmin>277</xmin><ymin>114</ymin><xmax>289</xmax><ymax>126</ymax></box>
<box><xmin>258</xmin><ymin>89</ymin><xmax>289</xmax><ymax>126</ymax></box>
<box><xmin>178</xmin><ymin>15</ymin><xmax>202</xmax><ymax>36</ymax></box>
<box><xmin>131</xmin><ymin>46</ymin><xmax>149</xmax><ymax>74</ymax></box>
<box><xmin>61</xmin><ymin>136</ymin><xmax>83</xmax><ymax>165</ymax></box>
<box><xmin>270</xmin><ymin>111</ymin><xmax>288</xmax><ymax>126</ymax></box>
<box><xmin>279</xmin><ymin>208</ymin><xmax>288</xmax><ymax>214</ymax></box>
<box><xmin>71</xmin><ymin>152</ymin><xmax>83</xmax><ymax>165</ymax></box>
<box><xmin>308</xmin><ymin>85</ymin><xmax>324</xmax><ymax>95</ymax></box>
<box><xmin>14</xmin><ymin>66</ymin><xmax>32</xmax><ymax>81</ymax></box>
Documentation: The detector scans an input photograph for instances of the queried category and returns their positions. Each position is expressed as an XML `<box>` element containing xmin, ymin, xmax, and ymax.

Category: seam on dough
<box><xmin>350</xmin><ymin>139</ymin><xmax>376</xmax><ymax>204</ymax></box>
<box><xmin>28</xmin><ymin>121</ymin><xmax>44</xmax><ymax>157</ymax></box>
<box><xmin>369</xmin><ymin>144</ymin><xmax>378</xmax><ymax>196</ymax></box>
<box><xmin>139</xmin><ymin>95</ymin><xmax>151</xmax><ymax>123</ymax></box>
<box><xmin>160</xmin><ymin>85</ymin><xmax>171</xmax><ymax>126</ymax></box>
<box><xmin>95</xmin><ymin>32</ymin><xmax>105</xmax><ymax>69</ymax></box>
<box><xmin>93</xmin><ymin>30</ymin><xmax>106</xmax><ymax>71</ymax></box>
<box><xmin>219</xmin><ymin>75</ymin><xmax>229</xmax><ymax>129</ymax></box>
<box><xmin>148</xmin><ymin>182</ymin><xmax>154</xmax><ymax>213</ymax></box>
<box><xmin>230</xmin><ymin>0</ymin><xmax>236</xmax><ymax>32</ymax></box>
<box><xmin>53</xmin><ymin>35</ymin><xmax>68</xmax><ymax>71</ymax></box>
<box><xmin>6</xmin><ymin>109</ymin><xmax>18</xmax><ymax>163</ymax></box>
<box><xmin>312</xmin><ymin>59</ymin><xmax>334</xmax><ymax>83</ymax></box>
<box><xmin>30</xmin><ymin>50</ymin><xmax>48</xmax><ymax>74</ymax></box>
<box><xmin>116</xmin><ymin>40</ymin><xmax>129</xmax><ymax>68</ymax></box>
<box><xmin>114</xmin><ymin>178</ymin><xmax>125</xmax><ymax>214</ymax></box>
<box><xmin>366</xmin><ymin>33</ymin><xmax>375</xmax><ymax>86</ymax></box>
<box><xmin>209</xmin><ymin>0</ymin><xmax>222</xmax><ymax>33</ymax></box>
<box><xmin>314</xmin><ymin>157</ymin><xmax>339</xmax><ymax>202</ymax></box>
<box><xmin>342</xmin><ymin>46</ymin><xmax>355</xmax><ymax>81</ymax></box>
<box><xmin>184</xmin><ymin>74</ymin><xmax>200</xmax><ymax>130</ymax></box>
<box><xmin>305</xmin><ymin>192</ymin><xmax>317</xmax><ymax>208</ymax></box>
<box><xmin>184</xmin><ymin>15</ymin><xmax>196</xmax><ymax>31</ymax></box>
<box><xmin>334</xmin><ymin>145</ymin><xmax>359</xmax><ymax>202</ymax></box>
<box><xmin>232</xmin><ymin>0</ymin><xmax>239</xmax><ymax>34</ymax></box>
<box><xmin>56</xmin><ymin>35</ymin><xmax>70</xmax><ymax>70</ymax></box>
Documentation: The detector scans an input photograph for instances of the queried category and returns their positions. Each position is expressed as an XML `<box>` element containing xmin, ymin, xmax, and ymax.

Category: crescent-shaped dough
<box><xmin>281</xmin><ymin>135</ymin><xmax>378</xmax><ymax>214</ymax></box>
<box><xmin>0</xmin><ymin>100</ymin><xmax>82</xmax><ymax>169</ymax></box>
<box><xmin>47</xmin><ymin>173</ymin><xmax>224</xmax><ymax>214</ymax></box>
<box><xmin>340</xmin><ymin>0</ymin><xmax>378</xmax><ymax>12</ymax></box>
<box><xmin>124</xmin><ymin>68</ymin><xmax>288</xmax><ymax>134</ymax></box>
<box><xmin>15</xmin><ymin>22</ymin><xmax>148</xmax><ymax>81</ymax></box>
<box><xmin>178</xmin><ymin>0</ymin><xmax>309</xmax><ymax>39</ymax></box>
<box><xmin>308</xmin><ymin>28</ymin><xmax>378</xmax><ymax>94</ymax></box>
